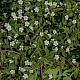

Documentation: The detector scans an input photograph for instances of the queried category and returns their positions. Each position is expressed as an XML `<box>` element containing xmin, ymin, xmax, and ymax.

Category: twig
<box><xmin>0</xmin><ymin>50</ymin><xmax>20</xmax><ymax>55</ymax></box>
<box><xmin>40</xmin><ymin>63</ymin><xmax>43</xmax><ymax>80</ymax></box>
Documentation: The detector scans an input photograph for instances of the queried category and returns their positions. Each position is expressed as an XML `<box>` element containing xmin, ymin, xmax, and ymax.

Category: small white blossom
<box><xmin>0</xmin><ymin>43</ymin><xmax>1</xmax><ymax>45</ymax></box>
<box><xmin>18</xmin><ymin>9</ymin><xmax>22</xmax><ymax>14</ymax></box>
<box><xmin>25</xmin><ymin>60</ymin><xmax>32</xmax><ymax>66</ymax></box>
<box><xmin>19</xmin><ymin>27</ymin><xmax>24</xmax><ymax>32</ymax></box>
<box><xmin>34</xmin><ymin>21</ymin><xmax>38</xmax><ymax>26</ymax></box>
<box><xmin>72</xmin><ymin>59</ymin><xmax>76</xmax><ymax>64</ymax></box>
<box><xmin>37</xmin><ymin>0</ymin><xmax>41</xmax><ymax>2</ymax></box>
<box><xmin>10</xmin><ymin>70</ymin><xmax>15</xmax><ymax>74</ymax></box>
<box><xmin>53</xmin><ymin>41</ymin><xmax>58</xmax><ymax>46</ymax></box>
<box><xmin>53</xmin><ymin>30</ymin><xmax>57</xmax><ymax>34</ymax></box>
<box><xmin>44</xmin><ymin>30</ymin><xmax>48</xmax><ymax>34</ymax></box>
<box><xmin>10</xmin><ymin>41</ymin><xmax>15</xmax><ymax>46</ymax></box>
<box><xmin>9</xmin><ymin>60</ymin><xmax>13</xmax><ymax>63</ymax></box>
<box><xmin>1</xmin><ymin>29</ymin><xmax>5</xmax><ymax>33</ymax></box>
<box><xmin>23</xmin><ymin>74</ymin><xmax>28</xmax><ymax>79</ymax></box>
<box><xmin>72</xmin><ymin>20</ymin><xmax>77</xmax><ymax>24</ymax></box>
<box><xmin>60</xmin><ymin>2</ymin><xmax>63</xmax><ymax>6</ymax></box>
<box><xmin>34</xmin><ymin>7</ymin><xmax>39</xmax><ymax>13</ymax></box>
<box><xmin>18</xmin><ymin>0</ymin><xmax>23</xmax><ymax>5</ymax></box>
<box><xmin>29</xmin><ymin>26</ymin><xmax>33</xmax><ymax>31</ymax></box>
<box><xmin>53</xmin><ymin>2</ymin><xmax>57</xmax><ymax>7</ymax></box>
<box><xmin>4</xmin><ymin>23</ymin><xmax>11</xmax><ymax>31</ymax></box>
<box><xmin>49</xmin><ymin>74</ymin><xmax>53</xmax><ymax>79</ymax></box>
<box><xmin>45</xmin><ymin>1</ymin><xmax>48</xmax><ymax>5</ymax></box>
<box><xmin>40</xmin><ymin>32</ymin><xmax>44</xmax><ymax>37</ymax></box>
<box><xmin>44</xmin><ymin>40</ymin><xmax>49</xmax><ymax>46</ymax></box>
<box><xmin>67</xmin><ymin>39</ymin><xmax>71</xmax><ymax>44</ymax></box>
<box><xmin>48</xmin><ymin>2</ymin><xmax>52</xmax><ymax>6</ymax></box>
<box><xmin>65</xmin><ymin>15</ymin><xmax>68</xmax><ymax>20</ymax></box>
<box><xmin>66</xmin><ymin>47</ymin><xmax>69</xmax><ymax>52</ymax></box>
<box><xmin>51</xmin><ymin>39</ymin><xmax>54</xmax><ymax>42</ymax></box>
<box><xmin>25</xmin><ymin>7</ymin><xmax>30</xmax><ymax>11</ymax></box>
<box><xmin>54</xmin><ymin>47</ymin><xmax>58</xmax><ymax>52</ymax></box>
<box><xmin>19</xmin><ymin>67</ymin><xmax>26</xmax><ymax>72</ymax></box>
<box><xmin>45</xmin><ymin>7</ymin><xmax>49</xmax><ymax>12</ymax></box>
<box><xmin>19</xmin><ymin>45</ymin><xmax>23</xmax><ymax>50</ymax></box>
<box><xmin>25</xmin><ymin>21</ymin><xmax>30</xmax><ymax>26</ymax></box>
<box><xmin>7</xmin><ymin>36</ymin><xmax>12</xmax><ymax>40</ymax></box>
<box><xmin>32</xmin><ymin>44</ymin><xmax>36</xmax><ymax>47</ymax></box>
<box><xmin>48</xmin><ymin>34</ymin><xmax>52</xmax><ymax>38</ymax></box>
<box><xmin>23</xmin><ymin>16</ymin><xmax>28</xmax><ymax>20</ymax></box>
<box><xmin>29</xmin><ymin>70</ymin><xmax>33</xmax><ymax>73</ymax></box>
<box><xmin>14</xmin><ymin>34</ymin><xmax>18</xmax><ymax>38</ymax></box>
<box><xmin>11</xmin><ymin>12</ymin><xmax>17</xmax><ymax>20</ymax></box>
<box><xmin>54</xmin><ymin>55</ymin><xmax>59</xmax><ymax>60</ymax></box>
<box><xmin>61</xmin><ymin>46</ymin><xmax>64</xmax><ymax>49</ymax></box>
<box><xmin>51</xmin><ymin>12</ymin><xmax>55</xmax><ymax>16</ymax></box>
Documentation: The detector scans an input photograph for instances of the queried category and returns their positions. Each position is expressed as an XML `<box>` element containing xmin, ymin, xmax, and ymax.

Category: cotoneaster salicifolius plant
<box><xmin>0</xmin><ymin>0</ymin><xmax>80</xmax><ymax>80</ymax></box>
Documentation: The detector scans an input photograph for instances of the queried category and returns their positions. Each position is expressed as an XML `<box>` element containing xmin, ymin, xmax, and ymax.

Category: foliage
<box><xmin>0</xmin><ymin>0</ymin><xmax>80</xmax><ymax>80</ymax></box>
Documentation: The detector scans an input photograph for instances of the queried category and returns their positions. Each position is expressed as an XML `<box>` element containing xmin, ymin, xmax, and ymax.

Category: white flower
<box><xmin>53</xmin><ymin>41</ymin><xmax>58</xmax><ymax>46</ymax></box>
<box><xmin>18</xmin><ymin>0</ymin><xmax>23</xmax><ymax>5</ymax></box>
<box><xmin>29</xmin><ymin>26</ymin><xmax>33</xmax><ymax>31</ymax></box>
<box><xmin>60</xmin><ymin>2</ymin><xmax>63</xmax><ymax>6</ymax></box>
<box><xmin>17</xmin><ymin>14</ymin><xmax>22</xmax><ymax>19</ymax></box>
<box><xmin>48</xmin><ymin>34</ymin><xmax>52</xmax><ymax>38</ymax></box>
<box><xmin>4</xmin><ymin>23</ymin><xmax>11</xmax><ymax>31</ymax></box>
<box><xmin>23</xmin><ymin>74</ymin><xmax>28</xmax><ymax>79</ymax></box>
<box><xmin>23</xmin><ymin>16</ymin><xmax>28</xmax><ymax>20</ymax></box>
<box><xmin>25</xmin><ymin>7</ymin><xmax>30</xmax><ymax>11</ymax></box>
<box><xmin>40</xmin><ymin>32</ymin><xmax>44</xmax><ymax>37</ymax></box>
<box><xmin>51</xmin><ymin>12</ymin><xmax>55</xmax><ymax>16</ymax></box>
<box><xmin>51</xmin><ymin>39</ymin><xmax>54</xmax><ymax>42</ymax></box>
<box><xmin>0</xmin><ymin>43</ymin><xmax>1</xmax><ymax>45</ymax></box>
<box><xmin>25</xmin><ymin>21</ymin><xmax>30</xmax><ymax>26</ymax></box>
<box><xmin>49</xmin><ymin>74</ymin><xmax>53</xmax><ymax>79</ymax></box>
<box><xmin>34</xmin><ymin>21</ymin><xmax>38</xmax><ymax>26</ymax></box>
<box><xmin>10</xmin><ymin>41</ymin><xmax>15</xmax><ymax>46</ymax></box>
<box><xmin>14</xmin><ymin>34</ymin><xmax>18</xmax><ymax>38</ymax></box>
<box><xmin>53</xmin><ymin>2</ymin><xmax>57</xmax><ymax>7</ymax></box>
<box><xmin>65</xmin><ymin>15</ymin><xmax>68</xmax><ymax>20</ymax></box>
<box><xmin>44</xmin><ymin>30</ymin><xmax>48</xmax><ymax>34</ymax></box>
<box><xmin>67</xmin><ymin>39</ymin><xmax>71</xmax><ymax>44</ymax></box>
<box><xmin>45</xmin><ymin>1</ymin><xmax>48</xmax><ymax>5</ymax></box>
<box><xmin>1</xmin><ymin>29</ymin><xmax>5</xmax><ymax>33</ymax></box>
<box><xmin>54</xmin><ymin>55</ymin><xmax>59</xmax><ymax>60</ymax></box>
<box><xmin>44</xmin><ymin>14</ymin><xmax>48</xmax><ymax>17</ymax></box>
<box><xmin>53</xmin><ymin>30</ymin><xmax>57</xmax><ymax>34</ymax></box>
<box><xmin>7</xmin><ymin>36</ymin><xmax>12</xmax><ymax>40</ymax></box>
<box><xmin>72</xmin><ymin>20</ymin><xmax>77</xmax><ymax>24</ymax></box>
<box><xmin>19</xmin><ymin>27</ymin><xmax>24</xmax><ymax>32</ymax></box>
<box><xmin>29</xmin><ymin>70</ymin><xmax>33</xmax><ymax>73</ymax></box>
<box><xmin>39</xmin><ymin>57</ymin><xmax>42</xmax><ymax>60</ymax></box>
<box><xmin>44</xmin><ymin>40</ymin><xmax>49</xmax><ymax>46</ymax></box>
<box><xmin>54</xmin><ymin>47</ymin><xmax>58</xmax><ymax>52</ymax></box>
<box><xmin>11</xmin><ymin>12</ymin><xmax>17</xmax><ymax>20</ymax></box>
<box><xmin>66</xmin><ymin>47</ymin><xmax>69</xmax><ymax>52</ymax></box>
<box><xmin>25</xmin><ymin>60</ymin><xmax>32</xmax><ymax>66</ymax></box>
<box><xmin>19</xmin><ymin>45</ymin><xmax>23</xmax><ymax>50</ymax></box>
<box><xmin>61</xmin><ymin>46</ymin><xmax>63</xmax><ymax>49</ymax></box>
<box><xmin>34</xmin><ymin>7</ymin><xmax>39</xmax><ymax>12</ymax></box>
<box><xmin>45</xmin><ymin>7</ymin><xmax>49</xmax><ymax>12</ymax></box>
<box><xmin>72</xmin><ymin>59</ymin><xmax>76</xmax><ymax>64</ymax></box>
<box><xmin>19</xmin><ymin>67</ymin><xmax>26</xmax><ymax>72</ymax></box>
<box><xmin>10</xmin><ymin>70</ymin><xmax>15</xmax><ymax>74</ymax></box>
<box><xmin>9</xmin><ymin>60</ymin><xmax>13</xmax><ymax>63</ymax></box>
<box><xmin>48</xmin><ymin>2</ymin><xmax>52</xmax><ymax>6</ymax></box>
<box><xmin>37</xmin><ymin>0</ymin><xmax>41</xmax><ymax>2</ymax></box>
<box><xmin>18</xmin><ymin>9</ymin><xmax>22</xmax><ymax>14</ymax></box>
<box><xmin>32</xmin><ymin>44</ymin><xmax>36</xmax><ymax>47</ymax></box>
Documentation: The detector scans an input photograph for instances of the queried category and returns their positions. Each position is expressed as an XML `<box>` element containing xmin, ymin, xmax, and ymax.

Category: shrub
<box><xmin>0</xmin><ymin>0</ymin><xmax>80</xmax><ymax>80</ymax></box>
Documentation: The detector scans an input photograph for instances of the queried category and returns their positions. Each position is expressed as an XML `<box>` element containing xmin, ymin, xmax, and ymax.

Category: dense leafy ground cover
<box><xmin>0</xmin><ymin>0</ymin><xmax>80</xmax><ymax>80</ymax></box>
